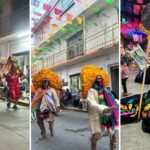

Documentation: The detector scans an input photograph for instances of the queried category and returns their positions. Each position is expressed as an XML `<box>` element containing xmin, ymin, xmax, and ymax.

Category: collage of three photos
<box><xmin>0</xmin><ymin>0</ymin><xmax>150</xmax><ymax>150</ymax></box>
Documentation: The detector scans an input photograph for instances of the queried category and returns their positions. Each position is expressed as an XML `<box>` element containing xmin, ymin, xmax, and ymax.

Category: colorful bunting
<box><xmin>43</xmin><ymin>23</ymin><xmax>49</xmax><ymax>28</ymax></box>
<box><xmin>67</xmin><ymin>20</ymin><xmax>73</xmax><ymax>25</ymax></box>
<box><xmin>33</xmin><ymin>11</ymin><xmax>42</xmax><ymax>16</ymax></box>
<box><xmin>54</xmin><ymin>8</ymin><xmax>62</xmax><ymax>15</ymax></box>
<box><xmin>60</xmin><ymin>28</ymin><xmax>67</xmax><ymax>33</ymax></box>
<box><xmin>31</xmin><ymin>27</ymin><xmax>36</xmax><ymax>31</ymax></box>
<box><xmin>75</xmin><ymin>0</ymin><xmax>82</xmax><ymax>3</ymax></box>
<box><xmin>43</xmin><ymin>3</ymin><xmax>52</xmax><ymax>11</ymax></box>
<box><xmin>76</xmin><ymin>16</ymin><xmax>83</xmax><ymax>24</ymax></box>
<box><xmin>31</xmin><ymin>0</ymin><xmax>40</xmax><ymax>7</ymax></box>
<box><xmin>82</xmin><ymin>2</ymin><xmax>90</xmax><ymax>8</ymax></box>
<box><xmin>66</xmin><ymin>13</ymin><xmax>73</xmax><ymax>21</ymax></box>
<box><xmin>51</xmin><ymin>24</ymin><xmax>59</xmax><ymax>30</ymax></box>
<box><xmin>45</xmin><ymin>39</ymin><xmax>51</xmax><ymax>43</ymax></box>
<box><xmin>105</xmin><ymin>0</ymin><xmax>114</xmax><ymax>5</ymax></box>
<box><xmin>69</xmin><ymin>27</ymin><xmax>75</xmax><ymax>32</ymax></box>
<box><xmin>45</xmin><ymin>16</ymin><xmax>52</xmax><ymax>20</ymax></box>
<box><xmin>92</xmin><ymin>8</ymin><xmax>101</xmax><ymax>13</ymax></box>
<box><xmin>48</xmin><ymin>32</ymin><xmax>54</xmax><ymax>36</ymax></box>
<box><xmin>56</xmin><ymin>17</ymin><xmax>62</xmax><ymax>22</ymax></box>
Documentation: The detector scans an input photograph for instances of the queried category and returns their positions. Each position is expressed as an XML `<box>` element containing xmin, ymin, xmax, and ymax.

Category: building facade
<box><xmin>0</xmin><ymin>0</ymin><xmax>30</xmax><ymax>72</ymax></box>
<box><xmin>32</xmin><ymin>0</ymin><xmax>119</xmax><ymax>96</ymax></box>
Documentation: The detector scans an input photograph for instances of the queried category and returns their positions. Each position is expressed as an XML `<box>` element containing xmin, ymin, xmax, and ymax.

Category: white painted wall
<box><xmin>54</xmin><ymin>48</ymin><xmax>118</xmax><ymax>88</ymax></box>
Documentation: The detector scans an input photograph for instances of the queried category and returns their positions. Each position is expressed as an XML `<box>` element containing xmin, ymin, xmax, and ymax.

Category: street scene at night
<box><xmin>0</xmin><ymin>0</ymin><xmax>30</xmax><ymax>150</ymax></box>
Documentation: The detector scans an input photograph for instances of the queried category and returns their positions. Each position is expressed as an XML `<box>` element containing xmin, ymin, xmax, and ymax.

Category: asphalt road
<box><xmin>31</xmin><ymin>110</ymin><xmax>117</xmax><ymax>150</ymax></box>
<box><xmin>0</xmin><ymin>101</ymin><xmax>29</xmax><ymax>150</ymax></box>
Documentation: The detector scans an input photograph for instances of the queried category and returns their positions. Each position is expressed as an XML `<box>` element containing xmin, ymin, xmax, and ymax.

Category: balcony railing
<box><xmin>32</xmin><ymin>22</ymin><xmax>119</xmax><ymax>73</ymax></box>
<box><xmin>0</xmin><ymin>6</ymin><xmax>29</xmax><ymax>38</ymax></box>
<box><xmin>67</xmin><ymin>41</ymin><xmax>84</xmax><ymax>59</ymax></box>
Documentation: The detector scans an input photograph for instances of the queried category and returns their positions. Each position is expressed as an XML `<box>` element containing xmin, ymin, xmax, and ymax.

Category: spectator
<box><xmin>121</xmin><ymin>61</ymin><xmax>129</xmax><ymax>96</ymax></box>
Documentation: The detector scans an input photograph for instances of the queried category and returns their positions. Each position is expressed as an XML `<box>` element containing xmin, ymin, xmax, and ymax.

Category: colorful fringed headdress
<box><xmin>80</xmin><ymin>65</ymin><xmax>110</xmax><ymax>99</ymax></box>
<box><xmin>32</xmin><ymin>68</ymin><xmax>62</xmax><ymax>90</ymax></box>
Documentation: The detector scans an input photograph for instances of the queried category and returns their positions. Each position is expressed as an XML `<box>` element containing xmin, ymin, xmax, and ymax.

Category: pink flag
<box><xmin>45</xmin><ymin>16</ymin><xmax>52</xmax><ymax>20</ymax></box>
<box><xmin>136</xmin><ymin>0</ymin><xmax>143</xmax><ymax>4</ymax></box>
<box><xmin>54</xmin><ymin>8</ymin><xmax>62</xmax><ymax>15</ymax></box>
<box><xmin>34</xmin><ymin>11</ymin><xmax>42</xmax><ymax>16</ymax></box>
<box><xmin>43</xmin><ymin>3</ymin><xmax>52</xmax><ymax>11</ymax></box>
<box><xmin>31</xmin><ymin>27</ymin><xmax>36</xmax><ymax>31</ymax></box>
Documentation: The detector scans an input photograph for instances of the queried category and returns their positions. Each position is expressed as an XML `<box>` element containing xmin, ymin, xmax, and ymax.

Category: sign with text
<box><xmin>130</xmin><ymin>45</ymin><xmax>147</xmax><ymax>70</ymax></box>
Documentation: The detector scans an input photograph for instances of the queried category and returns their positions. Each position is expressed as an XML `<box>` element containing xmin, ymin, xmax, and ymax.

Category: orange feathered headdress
<box><xmin>32</xmin><ymin>68</ymin><xmax>62</xmax><ymax>90</ymax></box>
<box><xmin>80</xmin><ymin>65</ymin><xmax>110</xmax><ymax>99</ymax></box>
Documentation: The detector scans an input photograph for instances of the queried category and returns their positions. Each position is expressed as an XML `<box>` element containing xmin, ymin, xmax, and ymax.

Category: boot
<box><xmin>13</xmin><ymin>105</ymin><xmax>19</xmax><ymax>110</ymax></box>
<box><xmin>91</xmin><ymin>133</ymin><xmax>101</xmax><ymax>150</ymax></box>
<box><xmin>49</xmin><ymin>121</ymin><xmax>54</xmax><ymax>136</ymax></box>
<box><xmin>110</xmin><ymin>133</ymin><xmax>117</xmax><ymax>150</ymax></box>
<box><xmin>7</xmin><ymin>102</ymin><xmax>10</xmax><ymax>109</ymax></box>
<box><xmin>37</xmin><ymin>113</ymin><xmax>46</xmax><ymax>140</ymax></box>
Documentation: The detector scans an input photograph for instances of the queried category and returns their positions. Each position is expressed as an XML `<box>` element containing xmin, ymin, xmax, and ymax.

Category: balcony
<box><xmin>0</xmin><ymin>6</ymin><xmax>29</xmax><ymax>38</ymax></box>
<box><xmin>32</xmin><ymin>22</ymin><xmax>119</xmax><ymax>73</ymax></box>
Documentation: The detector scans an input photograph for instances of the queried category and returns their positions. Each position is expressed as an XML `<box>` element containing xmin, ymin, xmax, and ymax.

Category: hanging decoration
<box><xmin>76</xmin><ymin>16</ymin><xmax>83</xmax><ymax>24</ymax></box>
<box><xmin>48</xmin><ymin>32</ymin><xmax>54</xmax><ymax>36</ymax></box>
<box><xmin>54</xmin><ymin>8</ymin><xmax>62</xmax><ymax>15</ymax></box>
<box><xmin>43</xmin><ymin>3</ymin><xmax>52</xmax><ymax>11</ymax></box>
<box><xmin>60</xmin><ymin>28</ymin><xmax>68</xmax><ymax>34</ymax></box>
<box><xmin>33</xmin><ymin>11</ymin><xmax>42</xmax><ymax>17</ymax></box>
<box><xmin>105</xmin><ymin>0</ymin><xmax>114</xmax><ymax>5</ymax></box>
<box><xmin>82</xmin><ymin>1</ymin><xmax>90</xmax><ymax>8</ymax></box>
<box><xmin>45</xmin><ymin>16</ymin><xmax>52</xmax><ymax>20</ymax></box>
<box><xmin>68</xmin><ymin>27</ymin><xmax>76</xmax><ymax>32</ymax></box>
<box><xmin>66</xmin><ymin>13</ymin><xmax>73</xmax><ymax>21</ymax></box>
<box><xmin>56</xmin><ymin>17</ymin><xmax>62</xmax><ymax>22</ymax></box>
<box><xmin>51</xmin><ymin>24</ymin><xmax>59</xmax><ymax>30</ymax></box>
<box><xmin>31</xmin><ymin>0</ymin><xmax>40</xmax><ymax>7</ymax></box>
<box><xmin>75</xmin><ymin>0</ymin><xmax>82</xmax><ymax>3</ymax></box>
<box><xmin>92</xmin><ymin>8</ymin><xmax>101</xmax><ymax>13</ymax></box>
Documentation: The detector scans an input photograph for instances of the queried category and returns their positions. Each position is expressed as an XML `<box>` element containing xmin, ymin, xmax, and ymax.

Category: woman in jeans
<box><xmin>121</xmin><ymin>61</ymin><xmax>129</xmax><ymax>96</ymax></box>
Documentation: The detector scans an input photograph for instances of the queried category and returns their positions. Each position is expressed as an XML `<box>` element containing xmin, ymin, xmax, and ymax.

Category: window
<box><xmin>61</xmin><ymin>0</ymin><xmax>74</xmax><ymax>12</ymax></box>
<box><xmin>67</xmin><ymin>31</ymin><xmax>84</xmax><ymax>59</ymax></box>
<box><xmin>70</xmin><ymin>74</ymin><xmax>81</xmax><ymax>94</ymax></box>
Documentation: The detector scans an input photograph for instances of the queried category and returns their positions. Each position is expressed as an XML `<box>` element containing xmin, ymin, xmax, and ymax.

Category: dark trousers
<box><xmin>122</xmin><ymin>78</ymin><xmax>128</xmax><ymax>93</ymax></box>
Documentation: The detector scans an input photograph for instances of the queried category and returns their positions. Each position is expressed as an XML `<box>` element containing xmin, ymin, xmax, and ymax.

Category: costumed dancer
<box><xmin>32</xmin><ymin>69</ymin><xmax>62</xmax><ymax>140</ymax></box>
<box><xmin>80</xmin><ymin>65</ymin><xmax>119</xmax><ymax>150</ymax></box>
<box><xmin>2</xmin><ymin>56</ymin><xmax>25</xmax><ymax>109</ymax></box>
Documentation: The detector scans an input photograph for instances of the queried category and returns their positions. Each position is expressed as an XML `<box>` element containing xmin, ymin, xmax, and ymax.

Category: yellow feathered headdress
<box><xmin>80</xmin><ymin>65</ymin><xmax>110</xmax><ymax>99</ymax></box>
<box><xmin>32</xmin><ymin>68</ymin><xmax>62</xmax><ymax>90</ymax></box>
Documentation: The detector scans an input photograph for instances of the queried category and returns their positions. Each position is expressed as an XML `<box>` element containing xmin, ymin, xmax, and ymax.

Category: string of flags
<box><xmin>32</xmin><ymin>0</ymin><xmax>115</xmax><ymax>61</ymax></box>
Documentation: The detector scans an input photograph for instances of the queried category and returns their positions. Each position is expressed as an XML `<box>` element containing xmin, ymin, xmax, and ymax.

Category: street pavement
<box><xmin>32</xmin><ymin>110</ymin><xmax>119</xmax><ymax>150</ymax></box>
<box><xmin>121</xmin><ymin>121</ymin><xmax>150</xmax><ymax>150</ymax></box>
<box><xmin>121</xmin><ymin>61</ymin><xmax>150</xmax><ymax>150</ymax></box>
<box><xmin>0</xmin><ymin>100</ymin><xmax>29</xmax><ymax>150</ymax></box>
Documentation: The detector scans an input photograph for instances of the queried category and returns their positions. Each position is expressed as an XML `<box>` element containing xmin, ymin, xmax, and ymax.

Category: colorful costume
<box><xmin>6</xmin><ymin>71</ymin><xmax>24</xmax><ymax>101</ymax></box>
<box><xmin>32</xmin><ymin>68</ymin><xmax>62</xmax><ymax>139</ymax></box>
<box><xmin>2</xmin><ymin>56</ymin><xmax>24</xmax><ymax>109</ymax></box>
<box><xmin>80</xmin><ymin>65</ymin><xmax>119</xmax><ymax>150</ymax></box>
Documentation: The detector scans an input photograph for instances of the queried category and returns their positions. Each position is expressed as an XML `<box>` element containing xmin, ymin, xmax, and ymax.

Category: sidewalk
<box><xmin>0</xmin><ymin>96</ymin><xmax>29</xmax><ymax>107</ymax></box>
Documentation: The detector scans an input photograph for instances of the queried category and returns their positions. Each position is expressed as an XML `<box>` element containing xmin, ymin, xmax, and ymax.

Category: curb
<box><xmin>64</xmin><ymin>107</ymin><xmax>87</xmax><ymax>113</ymax></box>
<box><xmin>0</xmin><ymin>97</ymin><xmax>29</xmax><ymax>107</ymax></box>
